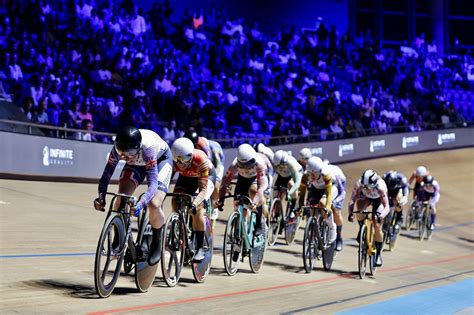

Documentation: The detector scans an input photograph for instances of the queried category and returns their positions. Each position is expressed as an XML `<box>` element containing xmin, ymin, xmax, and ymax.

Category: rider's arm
<box><xmin>219</xmin><ymin>162</ymin><xmax>237</xmax><ymax>201</ymax></box>
<box><xmin>432</xmin><ymin>180</ymin><xmax>441</xmax><ymax>206</ymax></box>
<box><xmin>139</xmin><ymin>151</ymin><xmax>162</xmax><ymax>209</ymax></box>
<box><xmin>378</xmin><ymin>187</ymin><xmax>390</xmax><ymax>218</ymax></box>
<box><xmin>194</xmin><ymin>159</ymin><xmax>212</xmax><ymax>207</ymax></box>
<box><xmin>348</xmin><ymin>181</ymin><xmax>361</xmax><ymax>214</ymax></box>
<box><xmin>98</xmin><ymin>148</ymin><xmax>120</xmax><ymax>196</ymax></box>
<box><xmin>408</xmin><ymin>171</ymin><xmax>416</xmax><ymax>185</ymax></box>
<box><xmin>212</xmin><ymin>148</ymin><xmax>224</xmax><ymax>179</ymax></box>
<box><xmin>323</xmin><ymin>174</ymin><xmax>333</xmax><ymax>210</ymax></box>
<box><xmin>288</xmin><ymin>163</ymin><xmax>302</xmax><ymax>196</ymax></box>
<box><xmin>254</xmin><ymin>162</ymin><xmax>268</xmax><ymax>206</ymax></box>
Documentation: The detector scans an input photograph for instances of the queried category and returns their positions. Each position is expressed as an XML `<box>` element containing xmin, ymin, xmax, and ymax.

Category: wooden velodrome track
<box><xmin>0</xmin><ymin>148</ymin><xmax>473</xmax><ymax>314</ymax></box>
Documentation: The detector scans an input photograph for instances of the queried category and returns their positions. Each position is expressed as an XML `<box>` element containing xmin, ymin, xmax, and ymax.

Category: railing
<box><xmin>0</xmin><ymin>118</ymin><xmax>470</xmax><ymax>148</ymax></box>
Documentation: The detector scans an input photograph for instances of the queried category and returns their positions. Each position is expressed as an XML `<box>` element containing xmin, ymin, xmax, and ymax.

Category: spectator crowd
<box><xmin>0</xmin><ymin>0</ymin><xmax>472</xmax><ymax>146</ymax></box>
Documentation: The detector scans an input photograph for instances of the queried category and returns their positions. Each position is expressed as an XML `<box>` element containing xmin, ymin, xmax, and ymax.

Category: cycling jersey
<box><xmin>274</xmin><ymin>155</ymin><xmax>303</xmax><ymax>196</ymax></box>
<box><xmin>349</xmin><ymin>178</ymin><xmax>390</xmax><ymax>218</ymax></box>
<box><xmin>418</xmin><ymin>180</ymin><xmax>441</xmax><ymax>206</ymax></box>
<box><xmin>307</xmin><ymin>166</ymin><xmax>334</xmax><ymax>210</ymax></box>
<box><xmin>384</xmin><ymin>171</ymin><xmax>409</xmax><ymax>198</ymax></box>
<box><xmin>99</xmin><ymin>129</ymin><xmax>172</xmax><ymax>210</ymax></box>
<box><xmin>325</xmin><ymin>164</ymin><xmax>346</xmax><ymax>209</ymax></box>
<box><xmin>174</xmin><ymin>149</ymin><xmax>215</xmax><ymax>206</ymax></box>
<box><xmin>256</xmin><ymin>143</ymin><xmax>275</xmax><ymax>162</ymax></box>
<box><xmin>219</xmin><ymin>154</ymin><xmax>268</xmax><ymax>205</ymax></box>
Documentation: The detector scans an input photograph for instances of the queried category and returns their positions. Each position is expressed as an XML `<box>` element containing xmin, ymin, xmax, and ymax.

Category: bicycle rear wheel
<box><xmin>223</xmin><ymin>212</ymin><xmax>242</xmax><ymax>276</ymax></box>
<box><xmin>94</xmin><ymin>213</ymin><xmax>125</xmax><ymax>298</ymax></box>
<box><xmin>135</xmin><ymin>216</ymin><xmax>159</xmax><ymax>293</ymax></box>
<box><xmin>268</xmin><ymin>199</ymin><xmax>282</xmax><ymax>246</ymax></box>
<box><xmin>320</xmin><ymin>219</ymin><xmax>335</xmax><ymax>271</ymax></box>
<box><xmin>303</xmin><ymin>217</ymin><xmax>317</xmax><ymax>273</ymax></box>
<box><xmin>418</xmin><ymin>208</ymin><xmax>427</xmax><ymax>241</ymax></box>
<box><xmin>405</xmin><ymin>203</ymin><xmax>415</xmax><ymax>230</ymax></box>
<box><xmin>249</xmin><ymin>220</ymin><xmax>267</xmax><ymax>273</ymax></box>
<box><xmin>161</xmin><ymin>213</ymin><xmax>185</xmax><ymax>287</ymax></box>
<box><xmin>192</xmin><ymin>216</ymin><xmax>213</xmax><ymax>283</ymax></box>
<box><xmin>358</xmin><ymin>225</ymin><xmax>368</xmax><ymax>279</ymax></box>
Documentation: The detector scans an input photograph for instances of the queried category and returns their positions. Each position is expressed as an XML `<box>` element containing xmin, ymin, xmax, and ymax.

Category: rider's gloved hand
<box><xmin>400</xmin><ymin>195</ymin><xmax>408</xmax><ymax>206</ymax></box>
<box><xmin>132</xmin><ymin>203</ymin><xmax>143</xmax><ymax>217</ymax></box>
<box><xmin>94</xmin><ymin>194</ymin><xmax>106</xmax><ymax>211</ymax></box>
<box><xmin>348</xmin><ymin>213</ymin><xmax>354</xmax><ymax>223</ymax></box>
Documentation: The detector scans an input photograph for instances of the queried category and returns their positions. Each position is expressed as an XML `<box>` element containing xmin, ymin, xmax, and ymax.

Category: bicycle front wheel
<box><xmin>161</xmin><ymin>213</ymin><xmax>185</xmax><ymax>287</ymax></box>
<box><xmin>249</xmin><ymin>220</ymin><xmax>267</xmax><ymax>273</ymax></box>
<box><xmin>268</xmin><ymin>199</ymin><xmax>282</xmax><ymax>246</ymax></box>
<box><xmin>358</xmin><ymin>224</ymin><xmax>368</xmax><ymax>279</ymax></box>
<box><xmin>418</xmin><ymin>208</ymin><xmax>427</xmax><ymax>241</ymax></box>
<box><xmin>192</xmin><ymin>216</ymin><xmax>213</xmax><ymax>283</ymax></box>
<box><xmin>94</xmin><ymin>213</ymin><xmax>126</xmax><ymax>298</ymax></box>
<box><xmin>303</xmin><ymin>217</ymin><xmax>317</xmax><ymax>273</ymax></box>
<box><xmin>223</xmin><ymin>212</ymin><xmax>242</xmax><ymax>276</ymax></box>
<box><xmin>320</xmin><ymin>218</ymin><xmax>335</xmax><ymax>271</ymax></box>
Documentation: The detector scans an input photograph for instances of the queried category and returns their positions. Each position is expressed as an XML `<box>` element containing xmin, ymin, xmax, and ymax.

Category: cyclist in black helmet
<box><xmin>383</xmin><ymin>170</ymin><xmax>409</xmax><ymax>229</ymax></box>
<box><xmin>94</xmin><ymin>126</ymin><xmax>173</xmax><ymax>266</ymax></box>
<box><xmin>184</xmin><ymin>127</ymin><xmax>211</xmax><ymax>158</ymax></box>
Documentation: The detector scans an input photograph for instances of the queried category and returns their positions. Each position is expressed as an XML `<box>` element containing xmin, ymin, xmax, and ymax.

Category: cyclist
<box><xmin>171</xmin><ymin>137</ymin><xmax>217</xmax><ymax>261</ymax></box>
<box><xmin>185</xmin><ymin>127</ymin><xmax>211</xmax><ymax>158</ymax></box>
<box><xmin>272</xmin><ymin>150</ymin><xmax>303</xmax><ymax>220</ymax></box>
<box><xmin>417</xmin><ymin>175</ymin><xmax>440</xmax><ymax>230</ymax></box>
<box><xmin>348</xmin><ymin>170</ymin><xmax>390</xmax><ymax>267</ymax></box>
<box><xmin>94</xmin><ymin>126</ymin><xmax>173</xmax><ymax>266</ymax></box>
<box><xmin>218</xmin><ymin>143</ymin><xmax>269</xmax><ymax>236</ymax></box>
<box><xmin>383</xmin><ymin>170</ymin><xmax>409</xmax><ymax>229</ymax></box>
<box><xmin>323</xmin><ymin>159</ymin><xmax>347</xmax><ymax>252</ymax></box>
<box><xmin>305</xmin><ymin>156</ymin><xmax>338</xmax><ymax>245</ymax></box>
<box><xmin>408</xmin><ymin>166</ymin><xmax>429</xmax><ymax>199</ymax></box>
<box><xmin>297</xmin><ymin>148</ymin><xmax>312</xmax><ymax>211</ymax></box>
<box><xmin>254</xmin><ymin>142</ymin><xmax>275</xmax><ymax>195</ymax></box>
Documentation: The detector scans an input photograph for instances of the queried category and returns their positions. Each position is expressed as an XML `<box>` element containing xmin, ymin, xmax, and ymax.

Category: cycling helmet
<box><xmin>171</xmin><ymin>137</ymin><xmax>194</xmax><ymax>166</ymax></box>
<box><xmin>253</xmin><ymin>143</ymin><xmax>262</xmax><ymax>152</ymax></box>
<box><xmin>361</xmin><ymin>170</ymin><xmax>378</xmax><ymax>188</ymax></box>
<box><xmin>384</xmin><ymin>171</ymin><xmax>398</xmax><ymax>191</ymax></box>
<box><xmin>306</xmin><ymin>156</ymin><xmax>325</xmax><ymax>175</ymax></box>
<box><xmin>323</xmin><ymin>158</ymin><xmax>330</xmax><ymax>165</ymax></box>
<box><xmin>423</xmin><ymin>175</ymin><xmax>434</xmax><ymax>185</ymax></box>
<box><xmin>416</xmin><ymin>166</ymin><xmax>427</xmax><ymax>177</ymax></box>
<box><xmin>299</xmin><ymin>148</ymin><xmax>312</xmax><ymax>161</ymax></box>
<box><xmin>115</xmin><ymin>126</ymin><xmax>142</xmax><ymax>156</ymax></box>
<box><xmin>273</xmin><ymin>150</ymin><xmax>289</xmax><ymax>167</ymax></box>
<box><xmin>237</xmin><ymin>143</ymin><xmax>257</xmax><ymax>168</ymax></box>
<box><xmin>184</xmin><ymin>128</ymin><xmax>199</xmax><ymax>146</ymax></box>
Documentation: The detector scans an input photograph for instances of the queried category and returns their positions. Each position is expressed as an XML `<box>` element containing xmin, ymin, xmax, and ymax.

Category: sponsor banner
<box><xmin>1</xmin><ymin>128</ymin><xmax>473</xmax><ymax>180</ymax></box>
<box><xmin>369</xmin><ymin>139</ymin><xmax>385</xmax><ymax>153</ymax></box>
<box><xmin>402</xmin><ymin>135</ymin><xmax>419</xmax><ymax>149</ymax></box>
<box><xmin>437</xmin><ymin>132</ymin><xmax>456</xmax><ymax>145</ymax></box>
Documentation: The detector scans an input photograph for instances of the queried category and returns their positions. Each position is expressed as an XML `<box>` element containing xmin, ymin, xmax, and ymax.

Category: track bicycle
<box><xmin>417</xmin><ymin>200</ymin><xmax>434</xmax><ymax>241</ymax></box>
<box><xmin>382</xmin><ymin>206</ymin><xmax>401</xmax><ymax>251</ymax></box>
<box><xmin>268</xmin><ymin>186</ymin><xmax>301</xmax><ymax>246</ymax></box>
<box><xmin>353</xmin><ymin>210</ymin><xmax>379</xmax><ymax>279</ymax></box>
<box><xmin>222</xmin><ymin>194</ymin><xmax>267</xmax><ymax>276</ymax></box>
<box><xmin>160</xmin><ymin>193</ymin><xmax>213</xmax><ymax>286</ymax></box>
<box><xmin>94</xmin><ymin>192</ymin><xmax>157</xmax><ymax>298</ymax></box>
<box><xmin>405</xmin><ymin>199</ymin><xmax>418</xmax><ymax>231</ymax></box>
<box><xmin>302</xmin><ymin>204</ymin><xmax>335</xmax><ymax>273</ymax></box>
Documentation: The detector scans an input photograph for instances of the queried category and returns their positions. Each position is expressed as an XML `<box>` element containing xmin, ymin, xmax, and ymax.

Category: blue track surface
<box><xmin>338</xmin><ymin>278</ymin><xmax>474</xmax><ymax>315</ymax></box>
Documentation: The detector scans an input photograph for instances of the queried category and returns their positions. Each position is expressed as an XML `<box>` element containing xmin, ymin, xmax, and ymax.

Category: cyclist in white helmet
<box><xmin>218</xmin><ymin>144</ymin><xmax>269</xmax><ymax>236</ymax></box>
<box><xmin>305</xmin><ymin>156</ymin><xmax>338</xmax><ymax>244</ymax></box>
<box><xmin>272</xmin><ymin>150</ymin><xmax>303</xmax><ymax>219</ymax></box>
<box><xmin>408</xmin><ymin>165</ymin><xmax>430</xmax><ymax>199</ymax></box>
<box><xmin>323</xmin><ymin>159</ymin><xmax>346</xmax><ymax>252</ymax></box>
<box><xmin>348</xmin><ymin>170</ymin><xmax>390</xmax><ymax>267</ymax></box>
<box><xmin>297</xmin><ymin>148</ymin><xmax>312</xmax><ymax>211</ymax></box>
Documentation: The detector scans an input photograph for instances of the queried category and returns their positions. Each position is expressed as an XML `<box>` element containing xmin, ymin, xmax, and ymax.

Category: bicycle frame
<box><xmin>356</xmin><ymin>210</ymin><xmax>377</xmax><ymax>257</ymax></box>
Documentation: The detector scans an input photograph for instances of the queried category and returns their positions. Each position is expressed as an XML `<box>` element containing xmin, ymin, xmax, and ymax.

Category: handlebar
<box><xmin>224</xmin><ymin>194</ymin><xmax>255</xmax><ymax>207</ymax></box>
<box><xmin>105</xmin><ymin>192</ymin><xmax>138</xmax><ymax>206</ymax></box>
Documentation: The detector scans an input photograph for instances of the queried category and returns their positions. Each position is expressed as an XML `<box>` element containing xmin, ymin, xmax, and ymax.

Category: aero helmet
<box><xmin>299</xmin><ymin>148</ymin><xmax>312</xmax><ymax>160</ymax></box>
<box><xmin>383</xmin><ymin>171</ymin><xmax>398</xmax><ymax>191</ymax></box>
<box><xmin>171</xmin><ymin>137</ymin><xmax>194</xmax><ymax>166</ymax></box>
<box><xmin>237</xmin><ymin>144</ymin><xmax>257</xmax><ymax>168</ymax></box>
<box><xmin>273</xmin><ymin>150</ymin><xmax>289</xmax><ymax>167</ymax></box>
<box><xmin>361</xmin><ymin>169</ymin><xmax>378</xmax><ymax>188</ymax></box>
<box><xmin>416</xmin><ymin>166</ymin><xmax>427</xmax><ymax>177</ymax></box>
<box><xmin>115</xmin><ymin>126</ymin><xmax>142</xmax><ymax>155</ymax></box>
<box><xmin>306</xmin><ymin>156</ymin><xmax>325</xmax><ymax>175</ymax></box>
